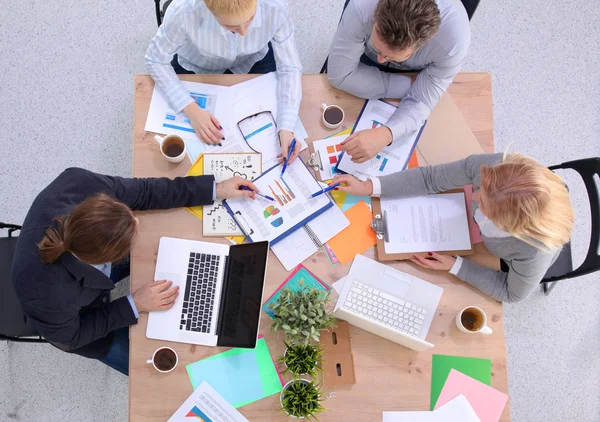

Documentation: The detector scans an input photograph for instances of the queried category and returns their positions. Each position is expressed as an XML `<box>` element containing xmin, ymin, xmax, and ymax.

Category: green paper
<box><xmin>186</xmin><ymin>337</ymin><xmax>283</xmax><ymax>408</ymax></box>
<box><xmin>430</xmin><ymin>354</ymin><xmax>492</xmax><ymax>410</ymax></box>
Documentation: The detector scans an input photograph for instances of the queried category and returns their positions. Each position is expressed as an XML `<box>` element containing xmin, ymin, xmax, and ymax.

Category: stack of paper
<box><xmin>169</xmin><ymin>381</ymin><xmax>249</xmax><ymax>422</ymax></box>
<box><xmin>186</xmin><ymin>336</ymin><xmax>283</xmax><ymax>408</ymax></box>
<box><xmin>383</xmin><ymin>394</ymin><xmax>480</xmax><ymax>421</ymax></box>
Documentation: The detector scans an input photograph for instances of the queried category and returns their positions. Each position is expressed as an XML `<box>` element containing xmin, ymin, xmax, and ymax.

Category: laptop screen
<box><xmin>216</xmin><ymin>241</ymin><xmax>269</xmax><ymax>348</ymax></box>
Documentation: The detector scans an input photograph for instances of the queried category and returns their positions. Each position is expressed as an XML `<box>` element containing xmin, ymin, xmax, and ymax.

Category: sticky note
<box><xmin>327</xmin><ymin>201</ymin><xmax>376</xmax><ymax>265</ymax></box>
<box><xmin>435</xmin><ymin>369</ymin><xmax>507</xmax><ymax>422</ymax></box>
<box><xmin>430</xmin><ymin>354</ymin><xmax>492</xmax><ymax>410</ymax></box>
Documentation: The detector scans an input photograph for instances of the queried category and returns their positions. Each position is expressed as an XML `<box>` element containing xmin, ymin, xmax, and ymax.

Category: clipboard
<box><xmin>371</xmin><ymin>189</ymin><xmax>475</xmax><ymax>261</ymax></box>
<box><xmin>307</xmin><ymin>128</ymin><xmax>353</xmax><ymax>181</ymax></box>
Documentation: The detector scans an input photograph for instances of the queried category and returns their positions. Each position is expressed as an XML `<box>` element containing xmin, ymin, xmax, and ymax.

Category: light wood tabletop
<box><xmin>130</xmin><ymin>73</ymin><xmax>510</xmax><ymax>421</ymax></box>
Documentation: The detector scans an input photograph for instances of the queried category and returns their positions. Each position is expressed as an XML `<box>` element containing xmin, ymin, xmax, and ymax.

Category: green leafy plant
<box><xmin>280</xmin><ymin>342</ymin><xmax>323</xmax><ymax>378</ymax></box>
<box><xmin>268</xmin><ymin>281</ymin><xmax>336</xmax><ymax>344</ymax></box>
<box><xmin>280</xmin><ymin>379</ymin><xmax>325</xmax><ymax>420</ymax></box>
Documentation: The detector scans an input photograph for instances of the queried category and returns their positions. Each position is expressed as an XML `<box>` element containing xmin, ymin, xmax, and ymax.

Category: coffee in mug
<box><xmin>147</xmin><ymin>346</ymin><xmax>178</xmax><ymax>373</ymax></box>
<box><xmin>321</xmin><ymin>104</ymin><xmax>345</xmax><ymax>129</ymax></box>
<box><xmin>154</xmin><ymin>134</ymin><xmax>187</xmax><ymax>164</ymax></box>
<box><xmin>456</xmin><ymin>306</ymin><xmax>492</xmax><ymax>335</ymax></box>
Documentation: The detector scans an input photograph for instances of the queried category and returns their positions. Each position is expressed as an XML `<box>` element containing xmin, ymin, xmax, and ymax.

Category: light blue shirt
<box><xmin>83</xmin><ymin>260</ymin><xmax>139</xmax><ymax>319</ymax></box>
<box><xmin>145</xmin><ymin>0</ymin><xmax>303</xmax><ymax>133</ymax></box>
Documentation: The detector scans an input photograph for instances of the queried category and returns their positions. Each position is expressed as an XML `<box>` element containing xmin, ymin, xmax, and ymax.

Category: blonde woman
<box><xmin>331</xmin><ymin>153</ymin><xmax>574</xmax><ymax>303</ymax></box>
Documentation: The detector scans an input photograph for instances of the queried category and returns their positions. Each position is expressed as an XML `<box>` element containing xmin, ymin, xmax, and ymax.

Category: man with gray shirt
<box><xmin>328</xmin><ymin>0</ymin><xmax>470</xmax><ymax>162</ymax></box>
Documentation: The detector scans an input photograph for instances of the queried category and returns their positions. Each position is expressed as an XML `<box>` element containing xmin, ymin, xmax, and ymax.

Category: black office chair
<box><xmin>0</xmin><ymin>223</ymin><xmax>46</xmax><ymax>343</ymax></box>
<box><xmin>540</xmin><ymin>157</ymin><xmax>600</xmax><ymax>295</ymax></box>
<box><xmin>320</xmin><ymin>0</ymin><xmax>481</xmax><ymax>74</ymax></box>
<box><xmin>155</xmin><ymin>0</ymin><xmax>174</xmax><ymax>27</ymax></box>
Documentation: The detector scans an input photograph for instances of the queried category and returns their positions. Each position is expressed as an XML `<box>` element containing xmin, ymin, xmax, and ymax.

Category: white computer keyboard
<box><xmin>343</xmin><ymin>280</ymin><xmax>428</xmax><ymax>337</ymax></box>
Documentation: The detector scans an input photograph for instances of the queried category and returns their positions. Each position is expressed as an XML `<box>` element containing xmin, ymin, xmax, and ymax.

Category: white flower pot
<box><xmin>280</xmin><ymin>379</ymin><xmax>311</xmax><ymax>419</ymax></box>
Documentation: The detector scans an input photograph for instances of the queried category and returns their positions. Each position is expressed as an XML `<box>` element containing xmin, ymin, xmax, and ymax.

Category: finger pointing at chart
<box><xmin>216</xmin><ymin>176</ymin><xmax>258</xmax><ymax>200</ymax></box>
<box><xmin>330</xmin><ymin>174</ymin><xmax>373</xmax><ymax>196</ymax></box>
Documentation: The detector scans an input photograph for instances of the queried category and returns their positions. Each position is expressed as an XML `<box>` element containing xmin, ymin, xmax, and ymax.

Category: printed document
<box><xmin>381</xmin><ymin>193</ymin><xmax>471</xmax><ymax>253</ymax></box>
<box><xmin>337</xmin><ymin>99</ymin><xmax>424</xmax><ymax>180</ymax></box>
<box><xmin>168</xmin><ymin>381</ymin><xmax>249</xmax><ymax>422</ymax></box>
<box><xmin>224</xmin><ymin>159</ymin><xmax>332</xmax><ymax>245</ymax></box>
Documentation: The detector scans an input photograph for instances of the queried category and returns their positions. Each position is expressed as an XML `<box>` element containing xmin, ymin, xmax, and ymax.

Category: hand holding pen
<box><xmin>240</xmin><ymin>186</ymin><xmax>275</xmax><ymax>202</ymax></box>
<box><xmin>280</xmin><ymin>138</ymin><xmax>297</xmax><ymax>176</ymax></box>
<box><xmin>310</xmin><ymin>183</ymin><xmax>341</xmax><ymax>198</ymax></box>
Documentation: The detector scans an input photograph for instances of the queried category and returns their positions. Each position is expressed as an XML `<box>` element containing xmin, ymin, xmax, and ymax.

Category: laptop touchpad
<box><xmin>382</xmin><ymin>268</ymin><xmax>411</xmax><ymax>298</ymax></box>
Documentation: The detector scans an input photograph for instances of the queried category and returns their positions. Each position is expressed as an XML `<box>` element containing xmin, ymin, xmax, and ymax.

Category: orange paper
<box><xmin>327</xmin><ymin>201</ymin><xmax>376</xmax><ymax>265</ymax></box>
<box><xmin>407</xmin><ymin>150</ymin><xmax>419</xmax><ymax>169</ymax></box>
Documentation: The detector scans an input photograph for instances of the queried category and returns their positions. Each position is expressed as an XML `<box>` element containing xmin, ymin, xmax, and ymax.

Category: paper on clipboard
<box><xmin>336</xmin><ymin>99</ymin><xmax>425</xmax><ymax>181</ymax></box>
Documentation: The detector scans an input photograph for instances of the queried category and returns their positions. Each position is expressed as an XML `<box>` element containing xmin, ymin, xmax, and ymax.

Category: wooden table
<box><xmin>129</xmin><ymin>74</ymin><xmax>510</xmax><ymax>421</ymax></box>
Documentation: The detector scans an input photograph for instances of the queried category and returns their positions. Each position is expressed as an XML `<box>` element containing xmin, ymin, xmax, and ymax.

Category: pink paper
<box><xmin>463</xmin><ymin>185</ymin><xmax>483</xmax><ymax>244</ymax></box>
<box><xmin>435</xmin><ymin>369</ymin><xmax>508</xmax><ymax>422</ymax></box>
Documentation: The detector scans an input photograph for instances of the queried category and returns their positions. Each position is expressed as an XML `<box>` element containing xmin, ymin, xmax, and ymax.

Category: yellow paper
<box><xmin>225</xmin><ymin>235</ymin><xmax>246</xmax><ymax>245</ymax></box>
<box><xmin>327</xmin><ymin>201</ymin><xmax>376</xmax><ymax>265</ymax></box>
<box><xmin>185</xmin><ymin>154</ymin><xmax>204</xmax><ymax>217</ymax></box>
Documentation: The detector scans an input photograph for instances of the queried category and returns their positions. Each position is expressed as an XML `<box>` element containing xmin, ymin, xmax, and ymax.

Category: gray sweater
<box><xmin>379</xmin><ymin>154</ymin><xmax>558</xmax><ymax>303</ymax></box>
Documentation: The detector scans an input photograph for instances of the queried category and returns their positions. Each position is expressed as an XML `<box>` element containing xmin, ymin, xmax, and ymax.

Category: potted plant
<box><xmin>268</xmin><ymin>281</ymin><xmax>336</xmax><ymax>344</ymax></box>
<box><xmin>280</xmin><ymin>379</ymin><xmax>325</xmax><ymax>420</ymax></box>
<box><xmin>280</xmin><ymin>342</ymin><xmax>323</xmax><ymax>378</ymax></box>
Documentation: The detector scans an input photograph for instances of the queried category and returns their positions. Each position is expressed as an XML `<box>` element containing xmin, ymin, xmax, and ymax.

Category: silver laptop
<box><xmin>334</xmin><ymin>255</ymin><xmax>443</xmax><ymax>351</ymax></box>
<box><xmin>146</xmin><ymin>237</ymin><xmax>269</xmax><ymax>348</ymax></box>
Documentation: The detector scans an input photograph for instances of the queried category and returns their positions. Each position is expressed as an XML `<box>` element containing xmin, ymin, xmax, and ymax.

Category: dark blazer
<box><xmin>12</xmin><ymin>168</ymin><xmax>215</xmax><ymax>358</ymax></box>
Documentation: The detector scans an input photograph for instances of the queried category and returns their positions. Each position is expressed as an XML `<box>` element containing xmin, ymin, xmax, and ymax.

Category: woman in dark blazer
<box><xmin>12</xmin><ymin>167</ymin><xmax>257</xmax><ymax>375</ymax></box>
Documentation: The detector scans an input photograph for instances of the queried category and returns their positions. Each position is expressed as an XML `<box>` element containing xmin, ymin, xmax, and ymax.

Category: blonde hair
<box><xmin>204</xmin><ymin>0</ymin><xmax>256</xmax><ymax>18</ymax></box>
<box><xmin>480</xmin><ymin>153</ymin><xmax>574</xmax><ymax>251</ymax></box>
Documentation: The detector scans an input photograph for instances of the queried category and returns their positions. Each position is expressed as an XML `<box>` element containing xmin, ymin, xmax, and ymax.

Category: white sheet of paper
<box><xmin>381</xmin><ymin>193</ymin><xmax>471</xmax><ymax>254</ymax></box>
<box><xmin>168</xmin><ymin>381</ymin><xmax>249</xmax><ymax>422</ymax></box>
<box><xmin>331</xmin><ymin>276</ymin><xmax>347</xmax><ymax>294</ymax></box>
<box><xmin>202</xmin><ymin>153</ymin><xmax>262</xmax><ymax>236</ymax></box>
<box><xmin>224</xmin><ymin>159</ymin><xmax>331</xmax><ymax>244</ymax></box>
<box><xmin>337</xmin><ymin>99</ymin><xmax>422</xmax><ymax>181</ymax></box>
<box><xmin>271</xmin><ymin>205</ymin><xmax>349</xmax><ymax>270</ymax></box>
<box><xmin>311</xmin><ymin>135</ymin><xmax>349</xmax><ymax>180</ymax></box>
<box><xmin>382</xmin><ymin>395</ymin><xmax>479</xmax><ymax>422</ymax></box>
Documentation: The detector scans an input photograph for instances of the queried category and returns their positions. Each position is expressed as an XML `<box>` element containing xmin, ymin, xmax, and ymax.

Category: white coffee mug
<box><xmin>146</xmin><ymin>346</ymin><xmax>179</xmax><ymax>373</ymax></box>
<box><xmin>154</xmin><ymin>134</ymin><xmax>187</xmax><ymax>164</ymax></box>
<box><xmin>456</xmin><ymin>306</ymin><xmax>493</xmax><ymax>335</ymax></box>
<box><xmin>321</xmin><ymin>103</ymin><xmax>345</xmax><ymax>129</ymax></box>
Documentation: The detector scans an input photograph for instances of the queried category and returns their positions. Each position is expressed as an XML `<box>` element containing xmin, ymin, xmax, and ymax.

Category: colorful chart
<box><xmin>263</xmin><ymin>205</ymin><xmax>280</xmax><ymax>218</ymax></box>
<box><xmin>186</xmin><ymin>406</ymin><xmax>212</xmax><ymax>421</ymax></box>
<box><xmin>373</xmin><ymin>154</ymin><xmax>389</xmax><ymax>172</ymax></box>
<box><xmin>326</xmin><ymin>143</ymin><xmax>344</xmax><ymax>176</ymax></box>
<box><xmin>268</xmin><ymin>178</ymin><xmax>296</xmax><ymax>207</ymax></box>
<box><xmin>270</xmin><ymin>217</ymin><xmax>284</xmax><ymax>228</ymax></box>
<box><xmin>372</xmin><ymin>120</ymin><xmax>383</xmax><ymax>129</ymax></box>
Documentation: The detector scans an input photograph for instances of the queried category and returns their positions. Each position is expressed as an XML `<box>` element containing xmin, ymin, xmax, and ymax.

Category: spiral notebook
<box><xmin>271</xmin><ymin>205</ymin><xmax>350</xmax><ymax>271</ymax></box>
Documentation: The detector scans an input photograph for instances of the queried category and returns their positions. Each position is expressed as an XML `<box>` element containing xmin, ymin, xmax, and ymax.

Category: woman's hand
<box><xmin>184</xmin><ymin>102</ymin><xmax>224</xmax><ymax>145</ymax></box>
<box><xmin>277</xmin><ymin>130</ymin><xmax>300</xmax><ymax>164</ymax></box>
<box><xmin>330</xmin><ymin>174</ymin><xmax>373</xmax><ymax>196</ymax></box>
<box><xmin>216</xmin><ymin>176</ymin><xmax>258</xmax><ymax>199</ymax></box>
<box><xmin>409</xmin><ymin>252</ymin><xmax>456</xmax><ymax>271</ymax></box>
<box><xmin>132</xmin><ymin>280</ymin><xmax>180</xmax><ymax>313</ymax></box>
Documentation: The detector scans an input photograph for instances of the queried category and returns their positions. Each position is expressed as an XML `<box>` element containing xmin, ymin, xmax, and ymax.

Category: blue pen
<box><xmin>280</xmin><ymin>138</ymin><xmax>297</xmax><ymax>176</ymax></box>
<box><xmin>240</xmin><ymin>186</ymin><xmax>275</xmax><ymax>201</ymax></box>
<box><xmin>310</xmin><ymin>183</ymin><xmax>341</xmax><ymax>198</ymax></box>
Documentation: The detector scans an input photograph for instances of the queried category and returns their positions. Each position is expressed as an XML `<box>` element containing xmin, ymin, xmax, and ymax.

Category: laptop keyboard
<box><xmin>180</xmin><ymin>252</ymin><xmax>221</xmax><ymax>334</ymax></box>
<box><xmin>343</xmin><ymin>280</ymin><xmax>427</xmax><ymax>337</ymax></box>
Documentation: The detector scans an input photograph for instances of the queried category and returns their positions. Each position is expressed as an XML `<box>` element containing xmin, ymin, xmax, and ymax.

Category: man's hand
<box><xmin>409</xmin><ymin>252</ymin><xmax>456</xmax><ymax>271</ymax></box>
<box><xmin>330</xmin><ymin>174</ymin><xmax>373</xmax><ymax>196</ymax></box>
<box><xmin>277</xmin><ymin>130</ymin><xmax>300</xmax><ymax>164</ymax></box>
<box><xmin>341</xmin><ymin>126</ymin><xmax>393</xmax><ymax>163</ymax></box>
<box><xmin>132</xmin><ymin>280</ymin><xmax>179</xmax><ymax>313</ymax></box>
<box><xmin>216</xmin><ymin>176</ymin><xmax>259</xmax><ymax>200</ymax></box>
<box><xmin>184</xmin><ymin>102</ymin><xmax>224</xmax><ymax>146</ymax></box>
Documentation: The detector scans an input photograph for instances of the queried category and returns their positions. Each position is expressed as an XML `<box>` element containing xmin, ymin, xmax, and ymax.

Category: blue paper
<box><xmin>187</xmin><ymin>351</ymin><xmax>265</xmax><ymax>407</ymax></box>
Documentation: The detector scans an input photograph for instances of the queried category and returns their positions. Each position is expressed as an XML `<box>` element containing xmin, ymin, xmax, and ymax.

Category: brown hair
<box><xmin>374</xmin><ymin>0</ymin><xmax>441</xmax><ymax>52</ymax></box>
<box><xmin>480</xmin><ymin>153</ymin><xmax>574</xmax><ymax>251</ymax></box>
<box><xmin>38</xmin><ymin>193</ymin><xmax>138</xmax><ymax>265</ymax></box>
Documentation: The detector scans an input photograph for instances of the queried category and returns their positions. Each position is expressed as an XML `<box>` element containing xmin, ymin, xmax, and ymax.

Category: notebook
<box><xmin>271</xmin><ymin>204</ymin><xmax>350</xmax><ymax>271</ymax></box>
<box><xmin>202</xmin><ymin>153</ymin><xmax>262</xmax><ymax>236</ymax></box>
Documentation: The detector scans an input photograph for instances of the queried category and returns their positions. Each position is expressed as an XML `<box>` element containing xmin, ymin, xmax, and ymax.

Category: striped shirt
<box><xmin>145</xmin><ymin>0</ymin><xmax>302</xmax><ymax>132</ymax></box>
